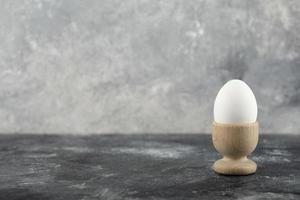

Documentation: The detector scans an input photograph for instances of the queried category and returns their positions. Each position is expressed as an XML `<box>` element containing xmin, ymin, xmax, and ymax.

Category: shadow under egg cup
<box><xmin>212</xmin><ymin>121</ymin><xmax>259</xmax><ymax>175</ymax></box>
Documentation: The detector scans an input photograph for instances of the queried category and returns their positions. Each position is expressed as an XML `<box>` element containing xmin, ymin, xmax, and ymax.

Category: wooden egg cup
<box><xmin>212</xmin><ymin>121</ymin><xmax>259</xmax><ymax>175</ymax></box>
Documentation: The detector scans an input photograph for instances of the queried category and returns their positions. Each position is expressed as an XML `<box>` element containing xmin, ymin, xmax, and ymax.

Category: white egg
<box><xmin>214</xmin><ymin>79</ymin><xmax>257</xmax><ymax>124</ymax></box>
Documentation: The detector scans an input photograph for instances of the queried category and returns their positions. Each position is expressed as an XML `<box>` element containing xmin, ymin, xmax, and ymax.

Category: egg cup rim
<box><xmin>213</xmin><ymin>121</ymin><xmax>258</xmax><ymax>127</ymax></box>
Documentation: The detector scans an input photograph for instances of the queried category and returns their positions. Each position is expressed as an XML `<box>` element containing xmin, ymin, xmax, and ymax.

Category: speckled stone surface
<box><xmin>1</xmin><ymin>0</ymin><xmax>300</xmax><ymax>134</ymax></box>
<box><xmin>0</xmin><ymin>134</ymin><xmax>299</xmax><ymax>200</ymax></box>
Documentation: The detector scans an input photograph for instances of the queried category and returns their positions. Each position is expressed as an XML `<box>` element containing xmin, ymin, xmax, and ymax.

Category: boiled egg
<box><xmin>214</xmin><ymin>79</ymin><xmax>257</xmax><ymax>124</ymax></box>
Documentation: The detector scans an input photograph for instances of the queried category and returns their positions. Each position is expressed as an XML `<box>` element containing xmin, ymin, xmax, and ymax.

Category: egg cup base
<box><xmin>213</xmin><ymin>157</ymin><xmax>257</xmax><ymax>175</ymax></box>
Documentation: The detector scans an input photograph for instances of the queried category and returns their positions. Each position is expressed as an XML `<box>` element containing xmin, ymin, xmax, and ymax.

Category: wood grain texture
<box><xmin>212</xmin><ymin>122</ymin><xmax>259</xmax><ymax>175</ymax></box>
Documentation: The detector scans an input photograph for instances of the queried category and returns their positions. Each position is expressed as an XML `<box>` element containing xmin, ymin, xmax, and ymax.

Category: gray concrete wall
<box><xmin>0</xmin><ymin>0</ymin><xmax>299</xmax><ymax>134</ymax></box>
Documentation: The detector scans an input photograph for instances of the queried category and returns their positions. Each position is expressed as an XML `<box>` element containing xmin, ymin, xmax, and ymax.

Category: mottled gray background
<box><xmin>0</xmin><ymin>0</ymin><xmax>299</xmax><ymax>134</ymax></box>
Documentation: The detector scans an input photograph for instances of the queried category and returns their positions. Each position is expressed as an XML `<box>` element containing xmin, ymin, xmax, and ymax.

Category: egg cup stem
<box><xmin>212</xmin><ymin>122</ymin><xmax>259</xmax><ymax>175</ymax></box>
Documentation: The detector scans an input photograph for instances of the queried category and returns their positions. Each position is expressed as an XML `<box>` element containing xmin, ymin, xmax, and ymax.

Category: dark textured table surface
<box><xmin>0</xmin><ymin>134</ymin><xmax>299</xmax><ymax>200</ymax></box>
